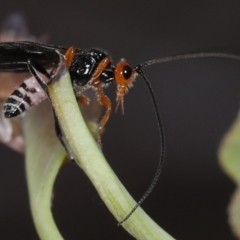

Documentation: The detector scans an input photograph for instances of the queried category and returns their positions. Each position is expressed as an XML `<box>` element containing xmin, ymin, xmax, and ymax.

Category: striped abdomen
<box><xmin>4</xmin><ymin>76</ymin><xmax>48</xmax><ymax>118</ymax></box>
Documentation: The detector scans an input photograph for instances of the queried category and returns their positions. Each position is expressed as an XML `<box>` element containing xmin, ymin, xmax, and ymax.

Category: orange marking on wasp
<box><xmin>64</xmin><ymin>46</ymin><xmax>76</xmax><ymax>67</ymax></box>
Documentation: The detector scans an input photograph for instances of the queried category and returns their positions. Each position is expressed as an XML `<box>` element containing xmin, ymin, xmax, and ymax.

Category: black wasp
<box><xmin>0</xmin><ymin>41</ymin><xmax>159</xmax><ymax>225</ymax></box>
<box><xmin>1</xmin><ymin>42</ymin><xmax>114</xmax><ymax>138</ymax></box>
<box><xmin>0</xmin><ymin>41</ymin><xmax>164</xmax><ymax>224</ymax></box>
<box><xmin>2</xmin><ymin>41</ymin><xmax>239</xmax><ymax>224</ymax></box>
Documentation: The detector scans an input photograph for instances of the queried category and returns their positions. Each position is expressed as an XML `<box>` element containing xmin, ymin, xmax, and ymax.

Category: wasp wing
<box><xmin>0</xmin><ymin>41</ymin><xmax>84</xmax><ymax>72</ymax></box>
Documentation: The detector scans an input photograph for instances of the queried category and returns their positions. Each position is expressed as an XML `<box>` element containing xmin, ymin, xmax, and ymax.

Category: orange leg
<box><xmin>88</xmin><ymin>56</ymin><xmax>112</xmax><ymax>144</ymax></box>
<box><xmin>76</xmin><ymin>56</ymin><xmax>111</xmax><ymax>105</ymax></box>
<box><xmin>90</xmin><ymin>57</ymin><xmax>110</xmax><ymax>80</ymax></box>
<box><xmin>78</xmin><ymin>95</ymin><xmax>90</xmax><ymax>105</ymax></box>
<box><xmin>92</xmin><ymin>79</ymin><xmax>112</xmax><ymax>145</ymax></box>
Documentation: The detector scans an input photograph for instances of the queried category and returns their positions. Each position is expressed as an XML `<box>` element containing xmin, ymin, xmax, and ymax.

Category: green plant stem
<box><xmin>24</xmin><ymin>101</ymin><xmax>66</xmax><ymax>240</ymax></box>
<box><xmin>48</xmin><ymin>69</ymin><xmax>175</xmax><ymax>240</ymax></box>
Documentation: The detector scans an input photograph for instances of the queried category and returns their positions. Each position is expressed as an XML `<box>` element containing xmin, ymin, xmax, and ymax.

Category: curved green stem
<box><xmin>48</xmin><ymin>69</ymin><xmax>174</xmax><ymax>240</ymax></box>
<box><xmin>24</xmin><ymin>101</ymin><xmax>66</xmax><ymax>240</ymax></box>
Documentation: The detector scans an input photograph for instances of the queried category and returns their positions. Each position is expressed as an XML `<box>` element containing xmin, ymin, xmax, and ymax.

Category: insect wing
<box><xmin>0</xmin><ymin>41</ymin><xmax>66</xmax><ymax>72</ymax></box>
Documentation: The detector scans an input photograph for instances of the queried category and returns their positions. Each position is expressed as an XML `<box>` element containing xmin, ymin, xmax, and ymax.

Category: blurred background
<box><xmin>0</xmin><ymin>1</ymin><xmax>240</xmax><ymax>239</ymax></box>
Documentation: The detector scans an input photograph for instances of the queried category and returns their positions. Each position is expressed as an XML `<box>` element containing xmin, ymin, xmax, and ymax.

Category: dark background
<box><xmin>0</xmin><ymin>1</ymin><xmax>240</xmax><ymax>239</ymax></box>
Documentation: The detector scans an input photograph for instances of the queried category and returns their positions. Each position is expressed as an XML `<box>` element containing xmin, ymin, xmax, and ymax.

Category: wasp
<box><xmin>1</xmin><ymin>41</ymin><xmax>240</xmax><ymax>224</ymax></box>
<box><xmin>0</xmin><ymin>41</ymin><xmax>157</xmax><ymax>224</ymax></box>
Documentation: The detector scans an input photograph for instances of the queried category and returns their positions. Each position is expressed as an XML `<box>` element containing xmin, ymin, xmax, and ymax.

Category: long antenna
<box><xmin>140</xmin><ymin>52</ymin><xmax>240</xmax><ymax>67</ymax></box>
<box><xmin>118</xmin><ymin>65</ymin><xmax>165</xmax><ymax>225</ymax></box>
<box><xmin>118</xmin><ymin>51</ymin><xmax>240</xmax><ymax>225</ymax></box>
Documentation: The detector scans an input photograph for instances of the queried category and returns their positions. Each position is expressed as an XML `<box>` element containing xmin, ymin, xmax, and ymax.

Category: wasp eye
<box><xmin>115</xmin><ymin>60</ymin><xmax>134</xmax><ymax>85</ymax></box>
<box><xmin>123</xmin><ymin>65</ymin><xmax>132</xmax><ymax>79</ymax></box>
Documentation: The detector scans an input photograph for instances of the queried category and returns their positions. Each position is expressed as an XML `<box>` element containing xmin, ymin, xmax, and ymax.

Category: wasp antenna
<box><xmin>139</xmin><ymin>52</ymin><xmax>240</xmax><ymax>68</ymax></box>
<box><xmin>118</xmin><ymin>51</ymin><xmax>240</xmax><ymax>225</ymax></box>
<box><xmin>118</xmin><ymin>65</ymin><xmax>165</xmax><ymax>225</ymax></box>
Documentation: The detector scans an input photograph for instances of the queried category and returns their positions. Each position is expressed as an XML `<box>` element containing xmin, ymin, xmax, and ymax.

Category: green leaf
<box><xmin>228</xmin><ymin>186</ymin><xmax>240</xmax><ymax>238</ymax></box>
<box><xmin>219</xmin><ymin>114</ymin><xmax>240</xmax><ymax>183</ymax></box>
<box><xmin>219</xmin><ymin>114</ymin><xmax>240</xmax><ymax>239</ymax></box>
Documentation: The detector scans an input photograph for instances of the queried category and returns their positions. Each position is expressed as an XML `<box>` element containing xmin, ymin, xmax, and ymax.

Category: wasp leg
<box><xmin>78</xmin><ymin>95</ymin><xmax>90</xmax><ymax>105</ymax></box>
<box><xmin>79</xmin><ymin>56</ymin><xmax>111</xmax><ymax>106</ymax></box>
<box><xmin>27</xmin><ymin>59</ymin><xmax>50</xmax><ymax>94</ymax></box>
<box><xmin>27</xmin><ymin>59</ymin><xmax>75</xmax><ymax>161</ymax></box>
<box><xmin>91</xmin><ymin>79</ymin><xmax>111</xmax><ymax>145</ymax></box>
<box><xmin>74</xmin><ymin>84</ymin><xmax>92</xmax><ymax>105</ymax></box>
<box><xmin>87</xmin><ymin>57</ymin><xmax>112</xmax><ymax>145</ymax></box>
<box><xmin>90</xmin><ymin>57</ymin><xmax>110</xmax><ymax>80</ymax></box>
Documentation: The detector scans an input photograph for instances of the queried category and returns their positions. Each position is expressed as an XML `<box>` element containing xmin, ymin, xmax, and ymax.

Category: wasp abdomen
<box><xmin>4</xmin><ymin>76</ymin><xmax>47</xmax><ymax>118</ymax></box>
